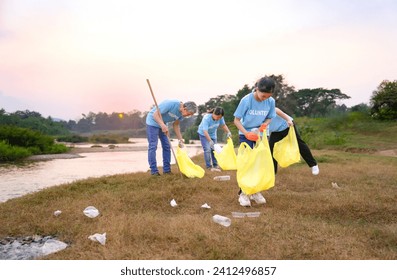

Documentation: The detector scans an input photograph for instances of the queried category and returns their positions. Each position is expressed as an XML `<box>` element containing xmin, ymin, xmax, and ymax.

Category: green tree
<box><xmin>370</xmin><ymin>80</ymin><xmax>397</xmax><ymax>120</ymax></box>
<box><xmin>268</xmin><ymin>74</ymin><xmax>297</xmax><ymax>114</ymax></box>
<box><xmin>291</xmin><ymin>88</ymin><xmax>350</xmax><ymax>117</ymax></box>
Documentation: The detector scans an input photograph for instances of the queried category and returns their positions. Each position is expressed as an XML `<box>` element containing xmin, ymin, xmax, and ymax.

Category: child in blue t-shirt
<box><xmin>197</xmin><ymin>107</ymin><xmax>232</xmax><ymax>171</ymax></box>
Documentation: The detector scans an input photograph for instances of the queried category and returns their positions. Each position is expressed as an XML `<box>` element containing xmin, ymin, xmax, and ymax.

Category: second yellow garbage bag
<box><xmin>176</xmin><ymin>147</ymin><xmax>205</xmax><ymax>178</ymax></box>
<box><xmin>273</xmin><ymin>126</ymin><xmax>301</xmax><ymax>168</ymax></box>
<box><xmin>213</xmin><ymin>138</ymin><xmax>237</xmax><ymax>170</ymax></box>
<box><xmin>237</xmin><ymin>133</ymin><xmax>275</xmax><ymax>195</ymax></box>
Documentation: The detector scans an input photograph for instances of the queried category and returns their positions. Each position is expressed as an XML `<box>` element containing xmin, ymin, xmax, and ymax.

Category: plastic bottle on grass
<box><xmin>213</xmin><ymin>175</ymin><xmax>230</xmax><ymax>181</ymax></box>
<box><xmin>212</xmin><ymin>215</ymin><xmax>231</xmax><ymax>227</ymax></box>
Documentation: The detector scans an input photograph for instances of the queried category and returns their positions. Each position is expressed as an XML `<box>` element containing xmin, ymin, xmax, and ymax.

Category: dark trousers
<box><xmin>269</xmin><ymin>123</ymin><xmax>317</xmax><ymax>174</ymax></box>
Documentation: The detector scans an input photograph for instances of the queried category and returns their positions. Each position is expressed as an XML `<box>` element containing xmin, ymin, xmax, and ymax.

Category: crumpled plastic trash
<box><xmin>88</xmin><ymin>233</ymin><xmax>106</xmax><ymax>245</ymax></box>
<box><xmin>41</xmin><ymin>239</ymin><xmax>68</xmax><ymax>255</ymax></box>
<box><xmin>201</xmin><ymin>203</ymin><xmax>211</xmax><ymax>209</ymax></box>
<box><xmin>213</xmin><ymin>144</ymin><xmax>223</xmax><ymax>154</ymax></box>
<box><xmin>246</xmin><ymin>212</ymin><xmax>260</xmax><ymax>218</ymax></box>
<box><xmin>83</xmin><ymin>206</ymin><xmax>100</xmax><ymax>218</ymax></box>
<box><xmin>231</xmin><ymin>212</ymin><xmax>246</xmax><ymax>218</ymax></box>
<box><xmin>170</xmin><ymin>199</ymin><xmax>178</xmax><ymax>207</ymax></box>
<box><xmin>231</xmin><ymin>212</ymin><xmax>261</xmax><ymax>218</ymax></box>
<box><xmin>212</xmin><ymin>214</ymin><xmax>231</xmax><ymax>227</ymax></box>
<box><xmin>53</xmin><ymin>210</ymin><xmax>62</xmax><ymax>216</ymax></box>
<box><xmin>331</xmin><ymin>182</ymin><xmax>341</xmax><ymax>189</ymax></box>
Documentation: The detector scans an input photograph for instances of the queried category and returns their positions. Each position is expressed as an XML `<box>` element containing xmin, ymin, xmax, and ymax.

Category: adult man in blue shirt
<box><xmin>146</xmin><ymin>100</ymin><xmax>197</xmax><ymax>176</ymax></box>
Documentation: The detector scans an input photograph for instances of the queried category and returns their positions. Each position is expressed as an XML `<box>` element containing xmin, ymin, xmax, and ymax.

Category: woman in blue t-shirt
<box><xmin>233</xmin><ymin>76</ymin><xmax>276</xmax><ymax>207</ymax></box>
<box><xmin>197</xmin><ymin>107</ymin><xmax>232</xmax><ymax>171</ymax></box>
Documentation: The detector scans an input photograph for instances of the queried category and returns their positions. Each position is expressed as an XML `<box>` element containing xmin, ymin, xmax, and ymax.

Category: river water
<box><xmin>0</xmin><ymin>138</ymin><xmax>204</xmax><ymax>203</ymax></box>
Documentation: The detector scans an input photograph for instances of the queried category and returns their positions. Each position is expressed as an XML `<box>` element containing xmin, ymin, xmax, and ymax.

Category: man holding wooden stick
<box><xmin>146</xmin><ymin>99</ymin><xmax>197</xmax><ymax>176</ymax></box>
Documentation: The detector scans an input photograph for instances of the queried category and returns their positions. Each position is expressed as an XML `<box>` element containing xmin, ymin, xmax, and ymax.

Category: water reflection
<box><xmin>0</xmin><ymin>139</ymin><xmax>203</xmax><ymax>203</ymax></box>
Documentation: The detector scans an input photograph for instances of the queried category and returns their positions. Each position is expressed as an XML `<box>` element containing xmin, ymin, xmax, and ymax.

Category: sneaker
<box><xmin>163</xmin><ymin>172</ymin><xmax>172</xmax><ymax>175</ymax></box>
<box><xmin>311</xmin><ymin>165</ymin><xmax>319</xmax><ymax>175</ymax></box>
<box><xmin>250</xmin><ymin>192</ymin><xmax>266</xmax><ymax>204</ymax></box>
<box><xmin>151</xmin><ymin>172</ymin><xmax>161</xmax><ymax>176</ymax></box>
<box><xmin>210</xmin><ymin>167</ymin><xmax>221</xmax><ymax>172</ymax></box>
<box><xmin>238</xmin><ymin>193</ymin><xmax>251</xmax><ymax>207</ymax></box>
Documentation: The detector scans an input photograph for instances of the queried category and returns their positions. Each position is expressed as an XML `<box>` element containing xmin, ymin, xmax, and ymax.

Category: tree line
<box><xmin>1</xmin><ymin>75</ymin><xmax>396</xmax><ymax>136</ymax></box>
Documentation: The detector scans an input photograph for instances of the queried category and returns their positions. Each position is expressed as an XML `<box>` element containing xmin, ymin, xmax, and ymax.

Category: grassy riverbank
<box><xmin>0</xmin><ymin>147</ymin><xmax>396</xmax><ymax>259</ymax></box>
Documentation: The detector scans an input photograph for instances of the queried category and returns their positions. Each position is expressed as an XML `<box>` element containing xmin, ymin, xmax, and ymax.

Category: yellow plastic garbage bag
<box><xmin>213</xmin><ymin>138</ymin><xmax>237</xmax><ymax>170</ymax></box>
<box><xmin>176</xmin><ymin>147</ymin><xmax>205</xmax><ymax>178</ymax></box>
<box><xmin>236</xmin><ymin>133</ymin><xmax>275</xmax><ymax>195</ymax></box>
<box><xmin>273</xmin><ymin>126</ymin><xmax>301</xmax><ymax>168</ymax></box>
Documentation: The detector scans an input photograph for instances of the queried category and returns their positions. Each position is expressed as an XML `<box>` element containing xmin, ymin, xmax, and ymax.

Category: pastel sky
<box><xmin>1</xmin><ymin>0</ymin><xmax>396</xmax><ymax>120</ymax></box>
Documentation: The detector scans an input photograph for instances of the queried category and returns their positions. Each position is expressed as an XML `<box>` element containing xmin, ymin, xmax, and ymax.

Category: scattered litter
<box><xmin>212</xmin><ymin>214</ymin><xmax>231</xmax><ymax>227</ymax></box>
<box><xmin>170</xmin><ymin>199</ymin><xmax>178</xmax><ymax>207</ymax></box>
<box><xmin>41</xmin><ymin>239</ymin><xmax>68</xmax><ymax>255</ymax></box>
<box><xmin>213</xmin><ymin>175</ymin><xmax>230</xmax><ymax>181</ymax></box>
<box><xmin>83</xmin><ymin>206</ymin><xmax>100</xmax><ymax>218</ymax></box>
<box><xmin>231</xmin><ymin>212</ymin><xmax>246</xmax><ymax>218</ymax></box>
<box><xmin>201</xmin><ymin>203</ymin><xmax>211</xmax><ymax>209</ymax></box>
<box><xmin>231</xmin><ymin>212</ymin><xmax>261</xmax><ymax>218</ymax></box>
<box><xmin>88</xmin><ymin>233</ymin><xmax>106</xmax><ymax>245</ymax></box>
<box><xmin>331</xmin><ymin>182</ymin><xmax>341</xmax><ymax>189</ymax></box>
<box><xmin>246</xmin><ymin>212</ymin><xmax>261</xmax><ymax>218</ymax></box>
<box><xmin>213</xmin><ymin>144</ymin><xmax>223</xmax><ymax>154</ymax></box>
<box><xmin>53</xmin><ymin>210</ymin><xmax>62</xmax><ymax>217</ymax></box>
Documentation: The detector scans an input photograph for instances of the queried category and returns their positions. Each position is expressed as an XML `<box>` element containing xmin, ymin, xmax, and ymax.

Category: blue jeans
<box><xmin>147</xmin><ymin>125</ymin><xmax>171</xmax><ymax>174</ymax></box>
<box><xmin>239</xmin><ymin>134</ymin><xmax>256</xmax><ymax>149</ymax></box>
<box><xmin>199</xmin><ymin>133</ymin><xmax>218</xmax><ymax>168</ymax></box>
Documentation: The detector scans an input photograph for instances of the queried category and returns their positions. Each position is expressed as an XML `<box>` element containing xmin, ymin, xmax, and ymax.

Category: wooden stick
<box><xmin>146</xmin><ymin>79</ymin><xmax>182</xmax><ymax>175</ymax></box>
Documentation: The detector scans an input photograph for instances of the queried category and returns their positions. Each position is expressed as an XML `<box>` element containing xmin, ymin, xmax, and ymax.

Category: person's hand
<box><xmin>161</xmin><ymin>124</ymin><xmax>168</xmax><ymax>134</ymax></box>
<box><xmin>287</xmin><ymin>120</ymin><xmax>293</xmax><ymax>127</ymax></box>
<box><xmin>259</xmin><ymin>123</ymin><xmax>268</xmax><ymax>132</ymax></box>
<box><xmin>178</xmin><ymin>139</ymin><xmax>184</xmax><ymax>148</ymax></box>
<box><xmin>245</xmin><ymin>132</ymin><xmax>259</xmax><ymax>141</ymax></box>
<box><xmin>226</xmin><ymin>132</ymin><xmax>232</xmax><ymax>138</ymax></box>
<box><xmin>209</xmin><ymin>140</ymin><xmax>215</xmax><ymax>149</ymax></box>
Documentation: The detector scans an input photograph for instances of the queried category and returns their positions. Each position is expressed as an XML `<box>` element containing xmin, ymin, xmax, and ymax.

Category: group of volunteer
<box><xmin>145</xmin><ymin>76</ymin><xmax>319</xmax><ymax>207</ymax></box>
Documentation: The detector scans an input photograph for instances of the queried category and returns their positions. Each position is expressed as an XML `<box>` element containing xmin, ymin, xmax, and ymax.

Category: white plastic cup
<box><xmin>212</xmin><ymin>215</ymin><xmax>231</xmax><ymax>227</ymax></box>
<box><xmin>213</xmin><ymin>175</ymin><xmax>230</xmax><ymax>181</ymax></box>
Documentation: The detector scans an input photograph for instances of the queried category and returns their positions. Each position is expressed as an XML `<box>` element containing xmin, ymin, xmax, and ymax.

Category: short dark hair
<box><xmin>211</xmin><ymin>107</ymin><xmax>224</xmax><ymax>116</ymax></box>
<box><xmin>255</xmin><ymin>77</ymin><xmax>275</xmax><ymax>93</ymax></box>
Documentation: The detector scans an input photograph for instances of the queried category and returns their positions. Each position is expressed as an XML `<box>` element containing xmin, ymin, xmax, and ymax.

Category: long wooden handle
<box><xmin>146</xmin><ymin>79</ymin><xmax>181</xmax><ymax>175</ymax></box>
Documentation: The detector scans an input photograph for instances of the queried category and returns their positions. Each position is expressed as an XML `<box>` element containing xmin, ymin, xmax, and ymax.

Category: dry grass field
<box><xmin>0</xmin><ymin>147</ymin><xmax>396</xmax><ymax>260</ymax></box>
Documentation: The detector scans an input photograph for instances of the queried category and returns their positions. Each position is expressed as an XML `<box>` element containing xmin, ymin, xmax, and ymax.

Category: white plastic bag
<box><xmin>83</xmin><ymin>206</ymin><xmax>100</xmax><ymax>218</ymax></box>
<box><xmin>88</xmin><ymin>233</ymin><xmax>106</xmax><ymax>245</ymax></box>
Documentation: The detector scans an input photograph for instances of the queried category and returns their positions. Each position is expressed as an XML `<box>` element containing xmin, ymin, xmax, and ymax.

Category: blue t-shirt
<box><xmin>197</xmin><ymin>113</ymin><xmax>226</xmax><ymax>139</ymax></box>
<box><xmin>268</xmin><ymin>113</ymin><xmax>293</xmax><ymax>133</ymax></box>
<box><xmin>233</xmin><ymin>92</ymin><xmax>276</xmax><ymax>135</ymax></box>
<box><xmin>146</xmin><ymin>99</ymin><xmax>183</xmax><ymax>128</ymax></box>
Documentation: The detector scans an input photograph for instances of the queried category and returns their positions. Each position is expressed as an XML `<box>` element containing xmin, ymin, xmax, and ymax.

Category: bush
<box><xmin>0</xmin><ymin>125</ymin><xmax>69</xmax><ymax>161</ymax></box>
<box><xmin>56</xmin><ymin>134</ymin><xmax>89</xmax><ymax>143</ymax></box>
<box><xmin>0</xmin><ymin>141</ymin><xmax>31</xmax><ymax>161</ymax></box>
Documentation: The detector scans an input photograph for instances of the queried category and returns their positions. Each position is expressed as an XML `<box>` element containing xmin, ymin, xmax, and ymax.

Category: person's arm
<box><xmin>203</xmin><ymin>130</ymin><xmax>212</xmax><ymax>143</ymax></box>
<box><xmin>222</xmin><ymin>125</ymin><xmax>232</xmax><ymax>137</ymax></box>
<box><xmin>276</xmin><ymin>108</ymin><xmax>293</xmax><ymax>126</ymax></box>
<box><xmin>234</xmin><ymin>117</ymin><xmax>248</xmax><ymax>135</ymax></box>
<box><xmin>172</xmin><ymin>120</ymin><xmax>183</xmax><ymax>142</ymax></box>
<box><xmin>153</xmin><ymin>109</ymin><xmax>169</xmax><ymax>133</ymax></box>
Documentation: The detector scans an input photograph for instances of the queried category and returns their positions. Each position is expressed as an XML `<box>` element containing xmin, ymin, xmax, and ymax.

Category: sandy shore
<box><xmin>27</xmin><ymin>145</ymin><xmax>148</xmax><ymax>161</ymax></box>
